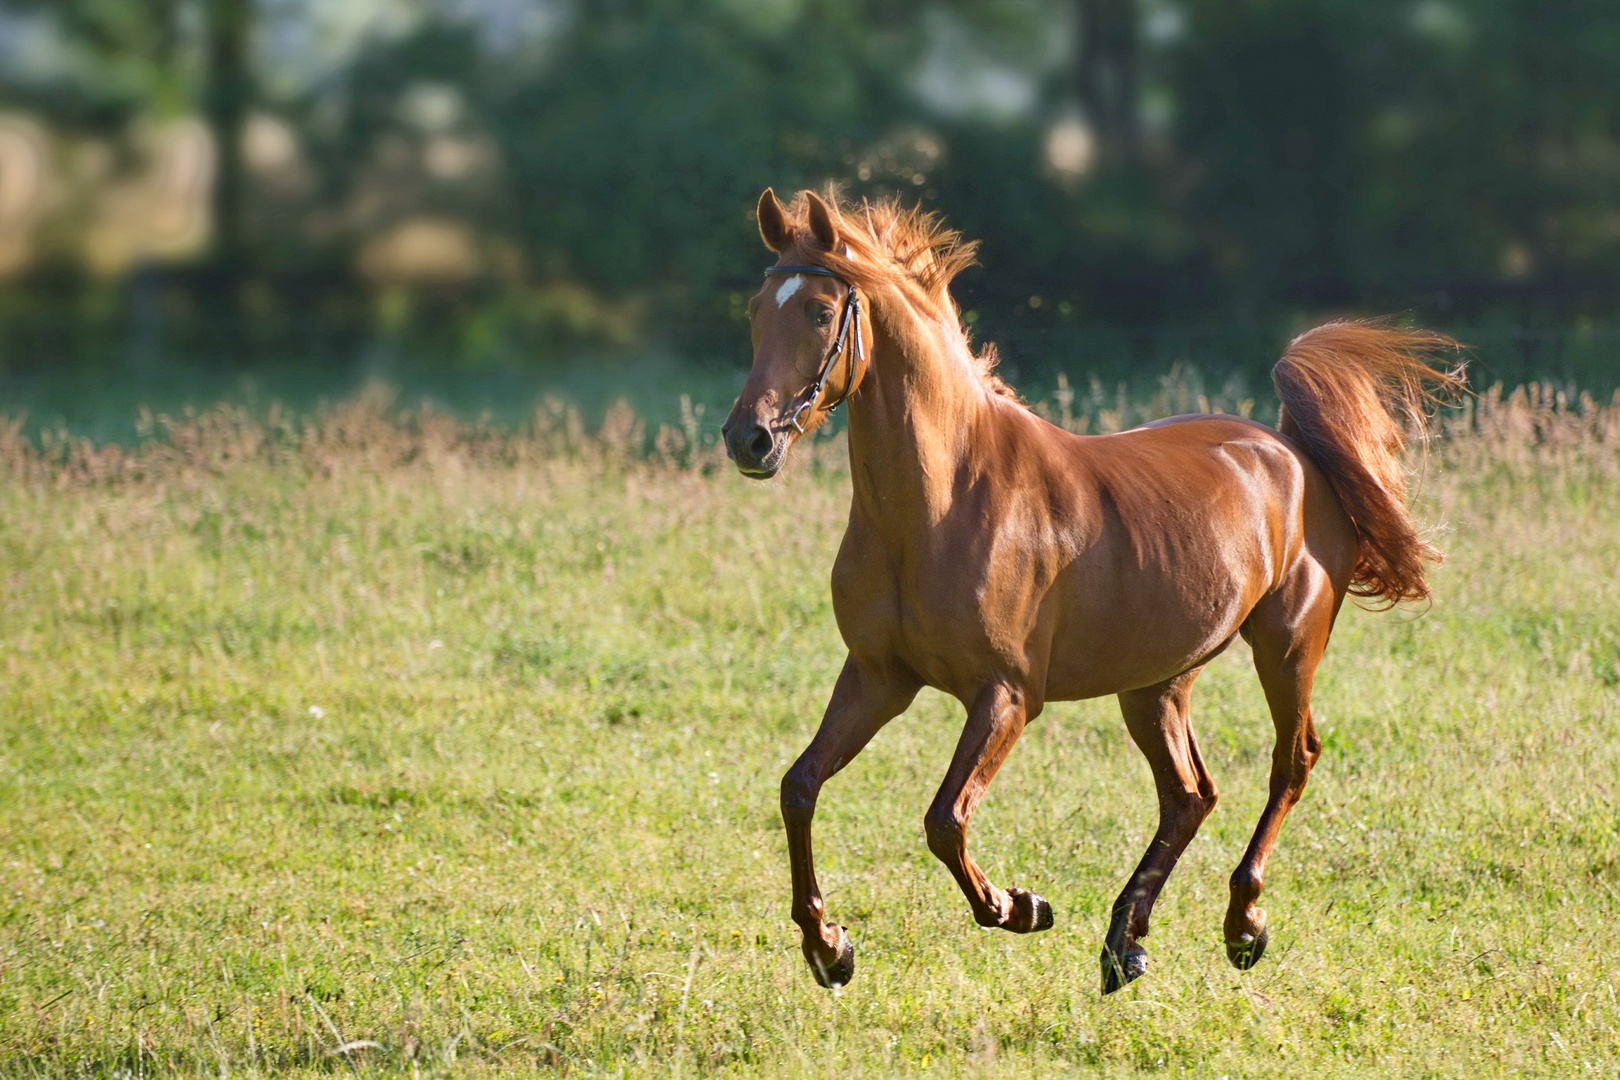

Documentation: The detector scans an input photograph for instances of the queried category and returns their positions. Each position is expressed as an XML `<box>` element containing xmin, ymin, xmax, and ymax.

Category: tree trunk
<box><xmin>1077</xmin><ymin>0</ymin><xmax>1140</xmax><ymax>164</ymax></box>
<box><xmin>204</xmin><ymin>0</ymin><xmax>251</xmax><ymax>352</ymax></box>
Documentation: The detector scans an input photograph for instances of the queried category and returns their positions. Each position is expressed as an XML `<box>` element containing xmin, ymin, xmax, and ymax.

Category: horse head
<box><xmin>721</xmin><ymin>189</ymin><xmax>869</xmax><ymax>479</ymax></box>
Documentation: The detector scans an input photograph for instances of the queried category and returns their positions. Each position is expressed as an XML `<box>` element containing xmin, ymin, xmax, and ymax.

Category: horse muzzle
<box><xmin>721</xmin><ymin>416</ymin><xmax>788</xmax><ymax>479</ymax></box>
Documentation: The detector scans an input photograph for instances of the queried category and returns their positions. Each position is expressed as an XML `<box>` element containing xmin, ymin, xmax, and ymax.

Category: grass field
<box><xmin>2</xmin><ymin>385</ymin><xmax>1618</xmax><ymax>1077</ymax></box>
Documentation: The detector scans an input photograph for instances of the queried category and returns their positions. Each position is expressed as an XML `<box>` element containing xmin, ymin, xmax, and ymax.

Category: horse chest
<box><xmin>831</xmin><ymin>533</ymin><xmax>1037</xmax><ymax>688</ymax></box>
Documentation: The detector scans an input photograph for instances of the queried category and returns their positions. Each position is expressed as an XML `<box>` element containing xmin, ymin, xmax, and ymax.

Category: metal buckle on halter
<box><xmin>789</xmin><ymin>398</ymin><xmax>815</xmax><ymax>434</ymax></box>
<box><xmin>764</xmin><ymin>264</ymin><xmax>864</xmax><ymax>435</ymax></box>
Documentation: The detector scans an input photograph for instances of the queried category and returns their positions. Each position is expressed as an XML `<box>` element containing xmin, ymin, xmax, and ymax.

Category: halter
<box><xmin>763</xmin><ymin>265</ymin><xmax>866</xmax><ymax>434</ymax></box>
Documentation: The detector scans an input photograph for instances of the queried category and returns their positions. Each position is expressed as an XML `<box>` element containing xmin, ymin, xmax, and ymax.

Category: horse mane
<box><xmin>773</xmin><ymin>187</ymin><xmax>1020</xmax><ymax>400</ymax></box>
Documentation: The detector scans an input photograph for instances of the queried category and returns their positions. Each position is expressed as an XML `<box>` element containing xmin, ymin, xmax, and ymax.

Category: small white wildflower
<box><xmin>308</xmin><ymin>706</ymin><xmax>325</xmax><ymax>719</ymax></box>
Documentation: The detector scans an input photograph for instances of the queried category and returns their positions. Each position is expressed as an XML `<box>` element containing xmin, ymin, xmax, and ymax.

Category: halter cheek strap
<box><xmin>763</xmin><ymin>265</ymin><xmax>867</xmax><ymax>434</ymax></box>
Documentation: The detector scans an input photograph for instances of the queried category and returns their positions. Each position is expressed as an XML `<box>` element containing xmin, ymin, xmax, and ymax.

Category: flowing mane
<box><xmin>771</xmin><ymin>188</ymin><xmax>1020</xmax><ymax>399</ymax></box>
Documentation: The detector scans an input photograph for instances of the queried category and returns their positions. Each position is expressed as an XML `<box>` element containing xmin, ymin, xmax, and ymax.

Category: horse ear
<box><xmin>806</xmin><ymin>191</ymin><xmax>839</xmax><ymax>251</ymax></box>
<box><xmin>757</xmin><ymin>189</ymin><xmax>790</xmax><ymax>253</ymax></box>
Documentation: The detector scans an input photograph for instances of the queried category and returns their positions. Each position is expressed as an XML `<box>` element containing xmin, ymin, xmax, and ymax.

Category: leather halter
<box><xmin>763</xmin><ymin>265</ymin><xmax>866</xmax><ymax>434</ymax></box>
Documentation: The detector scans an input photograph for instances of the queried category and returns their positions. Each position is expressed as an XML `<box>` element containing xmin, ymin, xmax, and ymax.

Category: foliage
<box><xmin>5</xmin><ymin>2</ymin><xmax>1620</xmax><ymax>370</ymax></box>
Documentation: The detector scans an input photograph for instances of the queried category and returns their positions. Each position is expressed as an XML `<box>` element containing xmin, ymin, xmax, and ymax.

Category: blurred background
<box><xmin>1</xmin><ymin>0</ymin><xmax>1618</xmax><ymax>438</ymax></box>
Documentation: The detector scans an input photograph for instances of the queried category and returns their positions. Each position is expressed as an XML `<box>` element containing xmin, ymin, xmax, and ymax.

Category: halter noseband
<box><xmin>763</xmin><ymin>265</ymin><xmax>866</xmax><ymax>434</ymax></box>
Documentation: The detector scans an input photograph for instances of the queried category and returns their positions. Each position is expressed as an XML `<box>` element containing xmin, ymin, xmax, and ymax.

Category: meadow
<box><xmin>1</xmin><ymin>381</ymin><xmax>1618</xmax><ymax>1077</ymax></box>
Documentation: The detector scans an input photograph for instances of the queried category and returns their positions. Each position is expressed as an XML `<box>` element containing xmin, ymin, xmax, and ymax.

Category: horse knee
<box><xmin>1173</xmin><ymin>786</ymin><xmax>1216</xmax><ymax>826</ymax></box>
<box><xmin>923</xmin><ymin>806</ymin><xmax>964</xmax><ymax>863</ymax></box>
<box><xmin>1154</xmin><ymin>787</ymin><xmax>1214</xmax><ymax>841</ymax></box>
<box><xmin>780</xmin><ymin>765</ymin><xmax>818</xmax><ymax>826</ymax></box>
<box><xmin>1267</xmin><ymin>756</ymin><xmax>1313</xmax><ymax>804</ymax></box>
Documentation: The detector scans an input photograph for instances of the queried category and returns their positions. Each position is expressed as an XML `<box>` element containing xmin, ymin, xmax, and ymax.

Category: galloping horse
<box><xmin>721</xmin><ymin>188</ymin><xmax>1464</xmax><ymax>994</ymax></box>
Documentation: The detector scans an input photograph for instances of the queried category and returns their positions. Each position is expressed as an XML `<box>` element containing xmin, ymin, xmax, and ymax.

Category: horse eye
<box><xmin>812</xmin><ymin>308</ymin><xmax>834</xmax><ymax>328</ymax></box>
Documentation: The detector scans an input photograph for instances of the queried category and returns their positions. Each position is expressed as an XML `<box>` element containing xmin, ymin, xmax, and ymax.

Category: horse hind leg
<box><xmin>1224</xmin><ymin>572</ymin><xmax>1337</xmax><ymax>971</ymax></box>
<box><xmin>923</xmin><ymin>681</ymin><xmax>1054</xmax><ymax>937</ymax></box>
<box><xmin>1101</xmin><ymin>667</ymin><xmax>1219</xmax><ymax>994</ymax></box>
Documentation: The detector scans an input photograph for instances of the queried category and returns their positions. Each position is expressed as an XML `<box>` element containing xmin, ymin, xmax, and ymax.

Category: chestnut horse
<box><xmin>721</xmin><ymin>188</ymin><xmax>1464</xmax><ymax>994</ymax></box>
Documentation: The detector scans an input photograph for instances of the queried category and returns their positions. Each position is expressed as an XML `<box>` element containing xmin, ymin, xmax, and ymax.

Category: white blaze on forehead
<box><xmin>773</xmin><ymin>274</ymin><xmax>804</xmax><ymax>308</ymax></box>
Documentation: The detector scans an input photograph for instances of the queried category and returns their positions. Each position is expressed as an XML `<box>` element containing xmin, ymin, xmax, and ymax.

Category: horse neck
<box><xmin>846</xmin><ymin>289</ymin><xmax>992</xmax><ymax>525</ymax></box>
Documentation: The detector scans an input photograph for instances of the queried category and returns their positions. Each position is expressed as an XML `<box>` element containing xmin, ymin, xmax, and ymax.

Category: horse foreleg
<box><xmin>924</xmin><ymin>682</ymin><xmax>1053</xmax><ymax>935</ymax></box>
<box><xmin>1102</xmin><ymin>669</ymin><xmax>1218</xmax><ymax>993</ymax></box>
<box><xmin>782</xmin><ymin>656</ymin><xmax>917</xmax><ymax>988</ymax></box>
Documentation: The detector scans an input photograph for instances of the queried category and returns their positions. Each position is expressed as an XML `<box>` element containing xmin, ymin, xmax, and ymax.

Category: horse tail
<box><xmin>1271</xmin><ymin>320</ymin><xmax>1467</xmax><ymax>608</ymax></box>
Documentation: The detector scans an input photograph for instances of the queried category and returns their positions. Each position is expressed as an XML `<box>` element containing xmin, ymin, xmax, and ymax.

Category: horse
<box><xmin>720</xmin><ymin>187</ymin><xmax>1465</xmax><ymax>994</ymax></box>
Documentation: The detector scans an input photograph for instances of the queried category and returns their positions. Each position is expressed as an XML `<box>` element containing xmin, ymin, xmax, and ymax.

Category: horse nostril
<box><xmin>748</xmin><ymin>426</ymin><xmax>774</xmax><ymax>460</ymax></box>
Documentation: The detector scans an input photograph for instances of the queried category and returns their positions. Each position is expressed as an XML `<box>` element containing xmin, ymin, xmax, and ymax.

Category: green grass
<box><xmin>1</xmin><ymin>389</ymin><xmax>1618</xmax><ymax>1077</ymax></box>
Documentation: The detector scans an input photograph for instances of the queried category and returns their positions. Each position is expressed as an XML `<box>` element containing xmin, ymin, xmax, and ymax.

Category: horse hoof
<box><xmin>1007</xmin><ymin>889</ymin><xmax>1055</xmax><ymax>933</ymax></box>
<box><xmin>1226</xmin><ymin>924</ymin><xmax>1269</xmax><ymax>971</ymax></box>
<box><xmin>807</xmin><ymin>926</ymin><xmax>855</xmax><ymax>989</ymax></box>
<box><xmin>1099</xmin><ymin>945</ymin><xmax>1148</xmax><ymax>994</ymax></box>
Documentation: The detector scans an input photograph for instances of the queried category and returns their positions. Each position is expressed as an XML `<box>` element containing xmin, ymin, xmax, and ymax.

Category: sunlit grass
<box><xmin>1</xmin><ymin>385</ymin><xmax>1617</xmax><ymax>1077</ymax></box>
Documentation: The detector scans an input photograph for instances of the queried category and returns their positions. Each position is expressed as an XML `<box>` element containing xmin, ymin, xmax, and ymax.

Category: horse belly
<box><xmin>1041</xmin><ymin>553</ymin><xmax>1264</xmax><ymax>700</ymax></box>
<box><xmin>1042</xmin><ymin>617</ymin><xmax>1240</xmax><ymax>699</ymax></box>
